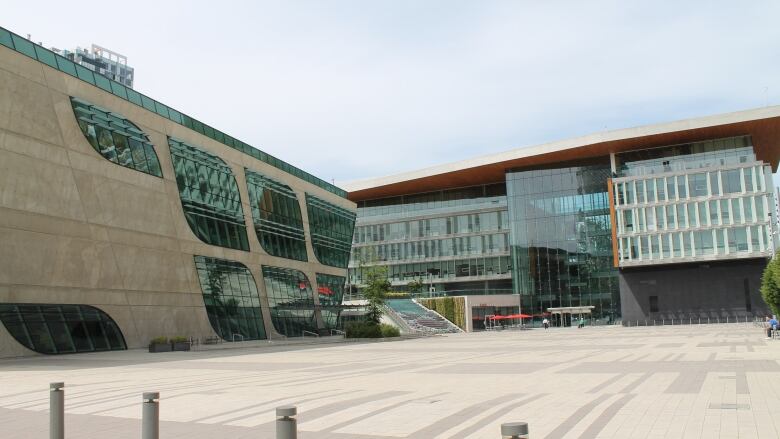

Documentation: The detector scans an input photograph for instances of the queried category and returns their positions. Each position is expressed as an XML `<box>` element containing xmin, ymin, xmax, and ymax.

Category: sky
<box><xmin>4</xmin><ymin>1</ymin><xmax>780</xmax><ymax>187</ymax></box>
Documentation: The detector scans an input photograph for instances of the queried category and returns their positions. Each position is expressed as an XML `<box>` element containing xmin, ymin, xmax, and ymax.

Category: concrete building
<box><xmin>0</xmin><ymin>26</ymin><xmax>355</xmax><ymax>357</ymax></box>
<box><xmin>345</xmin><ymin>106</ymin><xmax>780</xmax><ymax>328</ymax></box>
<box><xmin>53</xmin><ymin>44</ymin><xmax>135</xmax><ymax>88</ymax></box>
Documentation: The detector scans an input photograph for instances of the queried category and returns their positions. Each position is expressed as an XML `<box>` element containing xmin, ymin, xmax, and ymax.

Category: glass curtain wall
<box><xmin>245</xmin><ymin>169</ymin><xmax>307</xmax><ymax>261</ymax></box>
<box><xmin>0</xmin><ymin>304</ymin><xmax>126</xmax><ymax>354</ymax></box>
<box><xmin>262</xmin><ymin>266</ymin><xmax>319</xmax><ymax>336</ymax></box>
<box><xmin>507</xmin><ymin>165</ymin><xmax>619</xmax><ymax>322</ymax></box>
<box><xmin>349</xmin><ymin>184</ymin><xmax>511</xmax><ymax>295</ymax></box>
<box><xmin>306</xmin><ymin>194</ymin><xmax>356</xmax><ymax>268</ymax></box>
<box><xmin>316</xmin><ymin>273</ymin><xmax>347</xmax><ymax>329</ymax></box>
<box><xmin>70</xmin><ymin>97</ymin><xmax>162</xmax><ymax>177</ymax></box>
<box><xmin>169</xmin><ymin>137</ymin><xmax>250</xmax><ymax>250</ymax></box>
<box><xmin>194</xmin><ymin>256</ymin><xmax>266</xmax><ymax>341</ymax></box>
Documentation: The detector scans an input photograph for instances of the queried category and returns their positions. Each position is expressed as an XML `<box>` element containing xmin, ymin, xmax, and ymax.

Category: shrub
<box><xmin>386</xmin><ymin>292</ymin><xmax>410</xmax><ymax>299</ymax></box>
<box><xmin>380</xmin><ymin>324</ymin><xmax>400</xmax><ymax>337</ymax></box>
<box><xmin>345</xmin><ymin>322</ymin><xmax>382</xmax><ymax>338</ymax></box>
<box><xmin>761</xmin><ymin>253</ymin><xmax>780</xmax><ymax>316</ymax></box>
<box><xmin>170</xmin><ymin>336</ymin><xmax>189</xmax><ymax>343</ymax></box>
<box><xmin>150</xmin><ymin>336</ymin><xmax>168</xmax><ymax>345</ymax></box>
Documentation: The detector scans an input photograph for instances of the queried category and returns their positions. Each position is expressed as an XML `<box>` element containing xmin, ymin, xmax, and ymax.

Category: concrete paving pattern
<box><xmin>1</xmin><ymin>324</ymin><xmax>779</xmax><ymax>438</ymax></box>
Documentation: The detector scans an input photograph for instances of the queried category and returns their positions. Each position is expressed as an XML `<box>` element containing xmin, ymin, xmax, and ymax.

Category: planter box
<box><xmin>172</xmin><ymin>341</ymin><xmax>191</xmax><ymax>351</ymax></box>
<box><xmin>148</xmin><ymin>342</ymin><xmax>172</xmax><ymax>353</ymax></box>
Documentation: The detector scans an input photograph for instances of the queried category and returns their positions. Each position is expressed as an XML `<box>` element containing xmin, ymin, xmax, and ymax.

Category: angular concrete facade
<box><xmin>0</xmin><ymin>38</ymin><xmax>354</xmax><ymax>357</ymax></box>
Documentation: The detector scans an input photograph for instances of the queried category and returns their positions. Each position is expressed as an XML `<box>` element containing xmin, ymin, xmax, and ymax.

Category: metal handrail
<box><xmin>302</xmin><ymin>330</ymin><xmax>319</xmax><ymax>338</ymax></box>
<box><xmin>231</xmin><ymin>333</ymin><xmax>244</xmax><ymax>342</ymax></box>
<box><xmin>330</xmin><ymin>329</ymin><xmax>345</xmax><ymax>336</ymax></box>
<box><xmin>622</xmin><ymin>314</ymin><xmax>763</xmax><ymax>327</ymax></box>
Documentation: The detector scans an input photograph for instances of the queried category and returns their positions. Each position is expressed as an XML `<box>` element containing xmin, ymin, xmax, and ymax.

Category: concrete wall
<box><xmin>0</xmin><ymin>45</ymin><xmax>354</xmax><ymax>357</ymax></box>
<box><xmin>463</xmin><ymin>294</ymin><xmax>519</xmax><ymax>331</ymax></box>
<box><xmin>619</xmin><ymin>258</ymin><xmax>770</xmax><ymax>323</ymax></box>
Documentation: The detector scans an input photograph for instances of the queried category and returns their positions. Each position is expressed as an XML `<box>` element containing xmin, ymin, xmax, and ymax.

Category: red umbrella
<box><xmin>503</xmin><ymin>314</ymin><xmax>532</xmax><ymax>319</ymax></box>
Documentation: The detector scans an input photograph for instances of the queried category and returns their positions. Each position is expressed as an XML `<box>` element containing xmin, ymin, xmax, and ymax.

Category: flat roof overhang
<box><xmin>344</xmin><ymin>106</ymin><xmax>780</xmax><ymax>202</ymax></box>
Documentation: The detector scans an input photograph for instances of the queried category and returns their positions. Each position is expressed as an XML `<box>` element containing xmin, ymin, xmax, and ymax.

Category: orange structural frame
<box><xmin>607</xmin><ymin>178</ymin><xmax>619</xmax><ymax>268</ymax></box>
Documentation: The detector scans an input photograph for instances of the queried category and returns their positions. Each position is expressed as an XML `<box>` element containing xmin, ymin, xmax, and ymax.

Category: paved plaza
<box><xmin>1</xmin><ymin>324</ymin><xmax>779</xmax><ymax>438</ymax></box>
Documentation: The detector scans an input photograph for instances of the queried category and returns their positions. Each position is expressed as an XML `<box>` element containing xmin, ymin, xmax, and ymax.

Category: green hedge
<box><xmin>345</xmin><ymin>322</ymin><xmax>400</xmax><ymax>338</ymax></box>
<box><xmin>418</xmin><ymin>297</ymin><xmax>466</xmax><ymax>330</ymax></box>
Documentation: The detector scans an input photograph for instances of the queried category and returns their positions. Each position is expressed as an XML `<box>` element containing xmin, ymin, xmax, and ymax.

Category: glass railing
<box><xmin>0</xmin><ymin>25</ymin><xmax>348</xmax><ymax>199</ymax></box>
<box><xmin>618</xmin><ymin>147</ymin><xmax>756</xmax><ymax>177</ymax></box>
<box><xmin>357</xmin><ymin>196</ymin><xmax>507</xmax><ymax>218</ymax></box>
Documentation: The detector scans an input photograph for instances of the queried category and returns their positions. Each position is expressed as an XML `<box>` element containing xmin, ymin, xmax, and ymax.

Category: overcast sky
<box><xmin>4</xmin><ymin>1</ymin><xmax>780</xmax><ymax>186</ymax></box>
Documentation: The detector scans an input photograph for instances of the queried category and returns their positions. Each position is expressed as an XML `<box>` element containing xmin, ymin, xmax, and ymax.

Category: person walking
<box><xmin>542</xmin><ymin>318</ymin><xmax>549</xmax><ymax>330</ymax></box>
<box><xmin>578</xmin><ymin>317</ymin><xmax>585</xmax><ymax>329</ymax></box>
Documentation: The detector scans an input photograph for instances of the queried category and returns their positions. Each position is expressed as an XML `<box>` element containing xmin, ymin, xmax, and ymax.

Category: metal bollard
<box><xmin>142</xmin><ymin>392</ymin><xmax>160</xmax><ymax>439</ymax></box>
<box><xmin>50</xmin><ymin>382</ymin><xmax>64</xmax><ymax>439</ymax></box>
<box><xmin>276</xmin><ymin>405</ymin><xmax>297</xmax><ymax>439</ymax></box>
<box><xmin>501</xmin><ymin>421</ymin><xmax>529</xmax><ymax>438</ymax></box>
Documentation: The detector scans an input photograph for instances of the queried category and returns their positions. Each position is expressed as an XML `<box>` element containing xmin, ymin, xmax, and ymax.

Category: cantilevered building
<box><xmin>345</xmin><ymin>104</ymin><xmax>780</xmax><ymax>329</ymax></box>
<box><xmin>0</xmin><ymin>27</ymin><xmax>355</xmax><ymax>357</ymax></box>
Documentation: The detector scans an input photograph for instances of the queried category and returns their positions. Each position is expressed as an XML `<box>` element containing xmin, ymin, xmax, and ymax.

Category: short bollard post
<box><xmin>276</xmin><ymin>405</ymin><xmax>297</xmax><ymax>439</ymax></box>
<box><xmin>50</xmin><ymin>382</ymin><xmax>64</xmax><ymax>439</ymax></box>
<box><xmin>501</xmin><ymin>421</ymin><xmax>529</xmax><ymax>438</ymax></box>
<box><xmin>142</xmin><ymin>392</ymin><xmax>160</xmax><ymax>439</ymax></box>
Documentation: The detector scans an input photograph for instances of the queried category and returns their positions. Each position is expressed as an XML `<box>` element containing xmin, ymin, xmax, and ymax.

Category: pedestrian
<box><xmin>768</xmin><ymin>315</ymin><xmax>779</xmax><ymax>339</ymax></box>
<box><xmin>578</xmin><ymin>317</ymin><xmax>585</xmax><ymax>329</ymax></box>
<box><xmin>543</xmin><ymin>318</ymin><xmax>549</xmax><ymax>330</ymax></box>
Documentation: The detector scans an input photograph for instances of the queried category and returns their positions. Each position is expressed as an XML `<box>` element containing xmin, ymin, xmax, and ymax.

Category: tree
<box><xmin>407</xmin><ymin>279</ymin><xmax>424</xmax><ymax>297</ymax></box>
<box><xmin>761</xmin><ymin>253</ymin><xmax>780</xmax><ymax>316</ymax></box>
<box><xmin>362</xmin><ymin>265</ymin><xmax>391</xmax><ymax>324</ymax></box>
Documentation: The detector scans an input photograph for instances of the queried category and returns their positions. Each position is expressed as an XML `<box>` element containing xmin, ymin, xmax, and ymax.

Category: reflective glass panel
<box><xmin>316</xmin><ymin>273</ymin><xmax>346</xmax><ymax>329</ymax></box>
<box><xmin>507</xmin><ymin>164</ymin><xmax>619</xmax><ymax>322</ymax></box>
<box><xmin>194</xmin><ymin>256</ymin><xmax>266</xmax><ymax>341</ymax></box>
<box><xmin>0</xmin><ymin>304</ymin><xmax>126</xmax><ymax>354</ymax></box>
<box><xmin>306</xmin><ymin>194</ymin><xmax>356</xmax><ymax>268</ymax></box>
<box><xmin>169</xmin><ymin>137</ymin><xmax>249</xmax><ymax>250</ymax></box>
<box><xmin>262</xmin><ymin>265</ymin><xmax>318</xmax><ymax>336</ymax></box>
<box><xmin>70</xmin><ymin>97</ymin><xmax>162</xmax><ymax>177</ymax></box>
<box><xmin>245</xmin><ymin>169</ymin><xmax>307</xmax><ymax>261</ymax></box>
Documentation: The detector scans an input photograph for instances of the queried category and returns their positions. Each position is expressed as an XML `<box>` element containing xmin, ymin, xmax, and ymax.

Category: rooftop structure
<box><xmin>53</xmin><ymin>44</ymin><xmax>135</xmax><ymax>88</ymax></box>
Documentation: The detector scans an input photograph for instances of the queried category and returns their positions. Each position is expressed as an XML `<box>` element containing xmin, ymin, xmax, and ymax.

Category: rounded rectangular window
<box><xmin>0</xmin><ymin>304</ymin><xmax>126</xmax><ymax>354</ymax></box>
<box><xmin>194</xmin><ymin>256</ymin><xmax>266</xmax><ymax>341</ymax></box>
<box><xmin>316</xmin><ymin>273</ymin><xmax>346</xmax><ymax>330</ymax></box>
<box><xmin>70</xmin><ymin>97</ymin><xmax>162</xmax><ymax>177</ymax></box>
<box><xmin>170</xmin><ymin>137</ymin><xmax>249</xmax><ymax>250</ymax></box>
<box><xmin>262</xmin><ymin>266</ymin><xmax>318</xmax><ymax>336</ymax></box>
<box><xmin>305</xmin><ymin>194</ymin><xmax>356</xmax><ymax>268</ymax></box>
<box><xmin>245</xmin><ymin>169</ymin><xmax>307</xmax><ymax>261</ymax></box>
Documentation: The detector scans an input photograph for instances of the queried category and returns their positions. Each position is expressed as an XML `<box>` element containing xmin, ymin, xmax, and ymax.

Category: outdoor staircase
<box><xmin>385</xmin><ymin>299</ymin><xmax>462</xmax><ymax>334</ymax></box>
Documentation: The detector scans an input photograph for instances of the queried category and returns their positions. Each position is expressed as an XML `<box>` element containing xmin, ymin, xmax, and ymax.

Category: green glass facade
<box><xmin>0</xmin><ymin>25</ymin><xmax>347</xmax><ymax>198</ymax></box>
<box><xmin>306</xmin><ymin>194</ymin><xmax>356</xmax><ymax>268</ymax></box>
<box><xmin>170</xmin><ymin>137</ymin><xmax>250</xmax><ymax>251</ymax></box>
<box><xmin>262</xmin><ymin>266</ymin><xmax>318</xmax><ymax>336</ymax></box>
<box><xmin>70</xmin><ymin>97</ymin><xmax>162</xmax><ymax>177</ymax></box>
<box><xmin>507</xmin><ymin>165</ymin><xmax>619</xmax><ymax>323</ymax></box>
<box><xmin>245</xmin><ymin>169</ymin><xmax>308</xmax><ymax>261</ymax></box>
<box><xmin>0</xmin><ymin>304</ymin><xmax>126</xmax><ymax>354</ymax></box>
<box><xmin>316</xmin><ymin>273</ymin><xmax>347</xmax><ymax>329</ymax></box>
<box><xmin>194</xmin><ymin>256</ymin><xmax>266</xmax><ymax>341</ymax></box>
